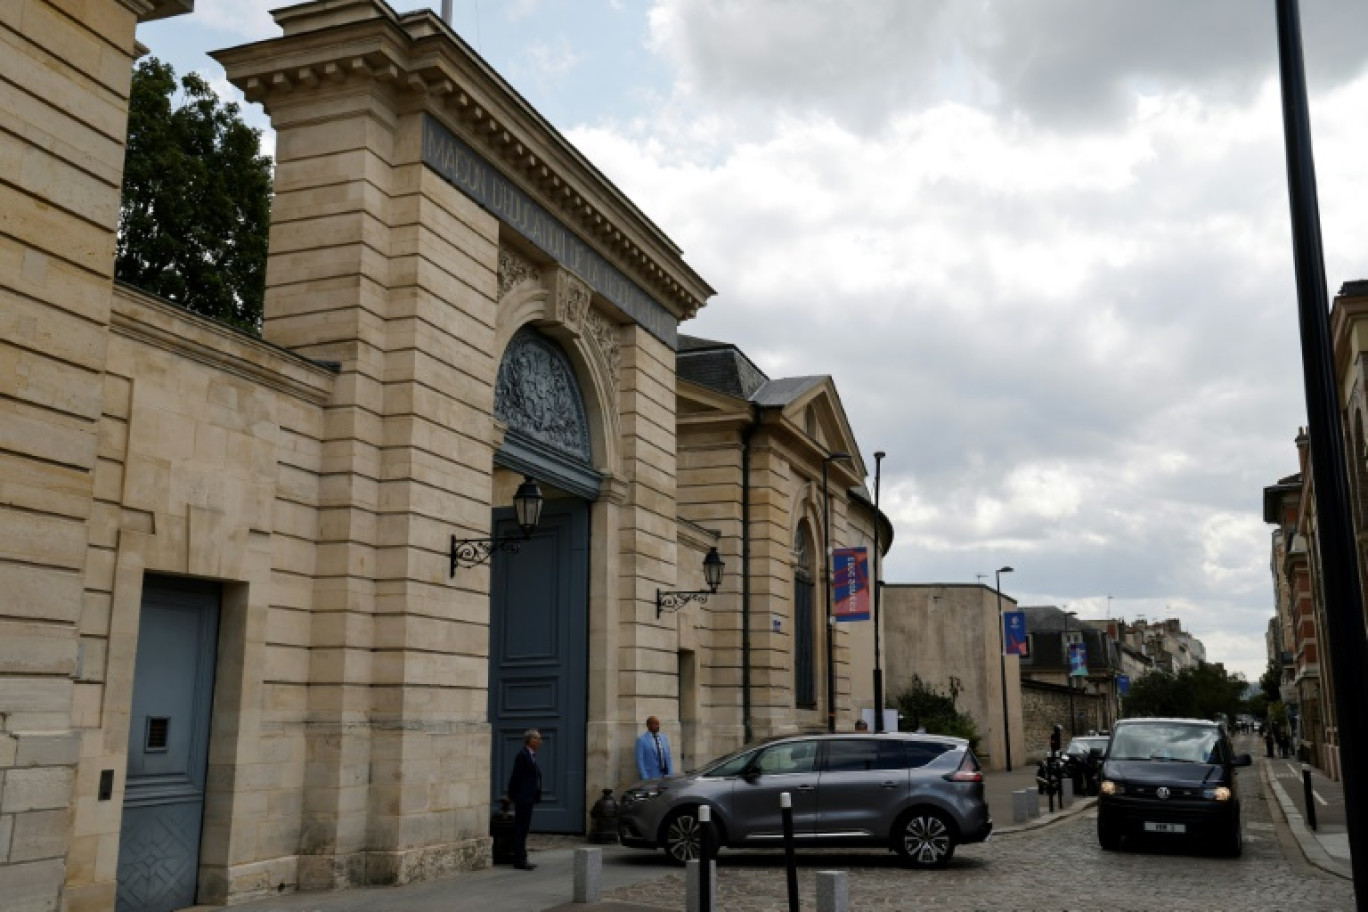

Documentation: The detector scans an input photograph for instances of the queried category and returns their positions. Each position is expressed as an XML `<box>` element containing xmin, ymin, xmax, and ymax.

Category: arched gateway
<box><xmin>489</xmin><ymin>329</ymin><xmax>598</xmax><ymax>831</ymax></box>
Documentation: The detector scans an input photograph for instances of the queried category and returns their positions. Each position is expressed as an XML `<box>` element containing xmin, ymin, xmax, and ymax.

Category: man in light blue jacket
<box><xmin>635</xmin><ymin>715</ymin><xmax>673</xmax><ymax>779</ymax></box>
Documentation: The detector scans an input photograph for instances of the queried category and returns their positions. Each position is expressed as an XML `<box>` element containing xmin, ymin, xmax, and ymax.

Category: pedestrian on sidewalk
<box><xmin>635</xmin><ymin>716</ymin><xmax>673</xmax><ymax>780</ymax></box>
<box><xmin>507</xmin><ymin>729</ymin><xmax>543</xmax><ymax>871</ymax></box>
<box><xmin>1264</xmin><ymin>728</ymin><xmax>1275</xmax><ymax>758</ymax></box>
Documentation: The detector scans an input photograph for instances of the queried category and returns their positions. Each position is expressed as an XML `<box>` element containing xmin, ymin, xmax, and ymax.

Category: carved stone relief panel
<box><xmin>498</xmin><ymin>248</ymin><xmax>542</xmax><ymax>302</ymax></box>
<box><xmin>494</xmin><ymin>328</ymin><xmax>593</xmax><ymax>465</ymax></box>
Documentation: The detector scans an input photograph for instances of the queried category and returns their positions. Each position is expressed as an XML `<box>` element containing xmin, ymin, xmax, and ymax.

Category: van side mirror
<box><xmin>1232</xmin><ymin>753</ymin><xmax>1252</xmax><ymax>768</ymax></box>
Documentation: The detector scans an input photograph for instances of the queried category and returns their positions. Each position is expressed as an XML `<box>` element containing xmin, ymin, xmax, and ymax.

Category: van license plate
<box><xmin>1144</xmin><ymin>822</ymin><xmax>1185</xmax><ymax>834</ymax></box>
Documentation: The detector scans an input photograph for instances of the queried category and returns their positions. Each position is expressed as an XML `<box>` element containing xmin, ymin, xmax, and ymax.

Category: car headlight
<box><xmin>1100</xmin><ymin>780</ymin><xmax>1124</xmax><ymax>796</ymax></box>
<box><xmin>622</xmin><ymin>787</ymin><xmax>663</xmax><ymax>805</ymax></box>
<box><xmin>1203</xmin><ymin>786</ymin><xmax>1232</xmax><ymax>801</ymax></box>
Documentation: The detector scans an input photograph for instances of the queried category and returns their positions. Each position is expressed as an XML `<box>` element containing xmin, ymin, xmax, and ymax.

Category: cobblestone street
<box><xmin>600</xmin><ymin>769</ymin><xmax>1356</xmax><ymax>911</ymax></box>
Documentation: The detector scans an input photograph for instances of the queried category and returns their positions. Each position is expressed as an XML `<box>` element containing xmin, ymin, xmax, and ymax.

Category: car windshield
<box><xmin>1067</xmin><ymin>738</ymin><xmax>1106</xmax><ymax>753</ymax></box>
<box><xmin>1108</xmin><ymin>723</ymin><xmax>1221</xmax><ymax>763</ymax></box>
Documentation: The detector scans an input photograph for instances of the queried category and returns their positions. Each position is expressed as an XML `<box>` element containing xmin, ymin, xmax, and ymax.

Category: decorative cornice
<box><xmin>212</xmin><ymin>0</ymin><xmax>713</xmax><ymax>326</ymax></box>
<box><xmin>131</xmin><ymin>0</ymin><xmax>194</xmax><ymax>23</ymax></box>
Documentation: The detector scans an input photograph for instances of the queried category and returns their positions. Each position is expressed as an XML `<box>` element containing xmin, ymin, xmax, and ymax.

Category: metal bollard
<box><xmin>1302</xmin><ymin>763</ymin><xmax>1318</xmax><ymax>831</ymax></box>
<box><xmin>781</xmin><ymin>791</ymin><xmax>800</xmax><ymax>912</ymax></box>
<box><xmin>699</xmin><ymin>805</ymin><xmax>713</xmax><ymax>912</ymax></box>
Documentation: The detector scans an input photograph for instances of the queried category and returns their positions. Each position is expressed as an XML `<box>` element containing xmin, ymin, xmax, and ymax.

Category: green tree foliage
<box><xmin>117</xmin><ymin>58</ymin><xmax>272</xmax><ymax>332</ymax></box>
<box><xmin>1120</xmin><ymin>663</ymin><xmax>1247</xmax><ymax>723</ymax></box>
<box><xmin>891</xmin><ymin>675</ymin><xmax>980</xmax><ymax>751</ymax></box>
<box><xmin>1259</xmin><ymin>659</ymin><xmax>1283</xmax><ymax>703</ymax></box>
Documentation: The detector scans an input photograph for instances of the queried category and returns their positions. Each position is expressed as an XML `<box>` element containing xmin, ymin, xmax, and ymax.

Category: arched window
<box><xmin>794</xmin><ymin>521</ymin><xmax>816</xmax><ymax>709</ymax></box>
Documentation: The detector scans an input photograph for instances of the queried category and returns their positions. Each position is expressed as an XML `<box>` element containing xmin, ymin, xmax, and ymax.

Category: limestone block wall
<box><xmin>67</xmin><ymin>287</ymin><xmax>334</xmax><ymax>907</ymax></box>
<box><xmin>0</xmin><ymin>2</ymin><xmax>188</xmax><ymax>908</ymax></box>
<box><xmin>881</xmin><ymin>584</ymin><xmax>1024</xmax><ymax>770</ymax></box>
<box><xmin>676</xmin><ymin>427</ymin><xmax>746</xmax><ymax>764</ymax></box>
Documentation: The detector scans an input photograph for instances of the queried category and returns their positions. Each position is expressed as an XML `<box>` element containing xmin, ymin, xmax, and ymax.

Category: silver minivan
<box><xmin>616</xmin><ymin>732</ymin><xmax>992</xmax><ymax>868</ymax></box>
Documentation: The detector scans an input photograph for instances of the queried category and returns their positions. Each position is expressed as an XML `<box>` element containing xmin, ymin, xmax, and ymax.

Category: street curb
<box><xmin>1260</xmin><ymin>759</ymin><xmax>1351</xmax><ymax>880</ymax></box>
<box><xmin>994</xmin><ymin>795</ymin><xmax>1097</xmax><ymax>835</ymax></box>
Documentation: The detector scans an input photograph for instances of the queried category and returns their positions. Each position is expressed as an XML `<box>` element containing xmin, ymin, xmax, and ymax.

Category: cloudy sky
<box><xmin>139</xmin><ymin>1</ymin><xmax>1368</xmax><ymax>681</ymax></box>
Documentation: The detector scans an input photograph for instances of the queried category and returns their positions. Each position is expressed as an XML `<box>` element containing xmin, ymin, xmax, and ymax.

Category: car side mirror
<box><xmin>1232</xmin><ymin>753</ymin><xmax>1252</xmax><ymax>768</ymax></box>
<box><xmin>742</xmin><ymin>763</ymin><xmax>762</xmax><ymax>781</ymax></box>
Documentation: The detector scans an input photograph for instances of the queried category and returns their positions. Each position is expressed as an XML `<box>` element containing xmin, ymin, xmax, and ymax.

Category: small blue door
<box><xmin>117</xmin><ymin>579</ymin><xmax>220</xmax><ymax>912</ymax></box>
<box><xmin>489</xmin><ymin>499</ymin><xmax>589</xmax><ymax>833</ymax></box>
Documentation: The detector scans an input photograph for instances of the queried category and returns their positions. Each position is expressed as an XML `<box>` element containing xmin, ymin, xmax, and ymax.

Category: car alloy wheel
<box><xmin>895</xmin><ymin>810</ymin><xmax>956</xmax><ymax>868</ymax></box>
<box><xmin>663</xmin><ymin>808</ymin><xmax>703</xmax><ymax>865</ymax></box>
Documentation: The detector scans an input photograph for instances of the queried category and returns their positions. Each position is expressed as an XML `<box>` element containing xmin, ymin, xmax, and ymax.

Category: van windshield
<box><xmin>1109</xmin><ymin>723</ymin><xmax>1221</xmax><ymax>763</ymax></box>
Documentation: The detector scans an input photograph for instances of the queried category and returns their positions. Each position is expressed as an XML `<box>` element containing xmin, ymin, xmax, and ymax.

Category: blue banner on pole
<box><xmin>1003</xmin><ymin>611</ymin><xmax>1027</xmax><ymax>655</ymax></box>
<box><xmin>1117</xmin><ymin>674</ymin><xmax>1130</xmax><ymax>696</ymax></box>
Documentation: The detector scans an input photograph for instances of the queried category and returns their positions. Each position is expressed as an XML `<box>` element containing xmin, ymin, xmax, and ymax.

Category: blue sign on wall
<box><xmin>1068</xmin><ymin>642</ymin><xmax>1088</xmax><ymax>676</ymax></box>
<box><xmin>1117</xmin><ymin>674</ymin><xmax>1130</xmax><ymax>695</ymax></box>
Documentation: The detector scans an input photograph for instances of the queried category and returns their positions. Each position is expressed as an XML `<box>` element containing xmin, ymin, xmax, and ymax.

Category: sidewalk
<box><xmin>982</xmin><ymin>762</ymin><xmax>1096</xmax><ymax>834</ymax></box>
<box><xmin>198</xmin><ymin>841</ymin><xmax>675</xmax><ymax>912</ymax></box>
<box><xmin>1259</xmin><ymin>748</ymin><xmax>1352</xmax><ymax>879</ymax></box>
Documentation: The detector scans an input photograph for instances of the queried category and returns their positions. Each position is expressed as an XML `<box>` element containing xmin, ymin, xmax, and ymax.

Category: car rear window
<box><xmin>904</xmin><ymin>740</ymin><xmax>955</xmax><ymax>769</ymax></box>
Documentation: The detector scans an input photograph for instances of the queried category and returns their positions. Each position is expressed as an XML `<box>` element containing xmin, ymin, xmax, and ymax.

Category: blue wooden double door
<box><xmin>117</xmin><ymin>577</ymin><xmax>220</xmax><ymax>912</ymax></box>
<box><xmin>488</xmin><ymin>498</ymin><xmax>590</xmax><ymax>833</ymax></box>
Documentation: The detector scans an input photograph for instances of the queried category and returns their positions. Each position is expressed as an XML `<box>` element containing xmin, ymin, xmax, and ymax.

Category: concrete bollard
<box><xmin>1011</xmin><ymin>788</ymin><xmax>1039</xmax><ymax>823</ymax></box>
<box><xmin>572</xmin><ymin>847</ymin><xmax>602</xmax><ymax>904</ymax></box>
<box><xmin>816</xmin><ymin>870</ymin><xmax>849</xmax><ymax>912</ymax></box>
<box><xmin>685</xmin><ymin>859</ymin><xmax>717</xmax><ymax>912</ymax></box>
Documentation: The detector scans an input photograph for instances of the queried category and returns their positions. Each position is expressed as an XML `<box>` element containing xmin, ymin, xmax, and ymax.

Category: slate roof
<box><xmin>1339</xmin><ymin>279</ymin><xmax>1368</xmax><ymax>298</ymax></box>
<box><xmin>677</xmin><ymin>335</ymin><xmax>829</xmax><ymax>407</ymax></box>
<box><xmin>752</xmin><ymin>376</ymin><xmax>826</xmax><ymax>407</ymax></box>
<box><xmin>677</xmin><ymin>335</ymin><xmax>770</xmax><ymax>399</ymax></box>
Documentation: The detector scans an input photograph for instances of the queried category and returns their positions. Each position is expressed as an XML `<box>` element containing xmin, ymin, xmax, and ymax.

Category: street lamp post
<box><xmin>995</xmin><ymin>566</ymin><xmax>1014</xmax><ymax>771</ymax></box>
<box><xmin>822</xmin><ymin>451</ymin><xmax>851</xmax><ymax>734</ymax></box>
<box><xmin>872</xmin><ymin>451</ymin><xmax>886</xmax><ymax>732</ymax></box>
<box><xmin>1064</xmin><ymin>610</ymin><xmax>1079</xmax><ymax>736</ymax></box>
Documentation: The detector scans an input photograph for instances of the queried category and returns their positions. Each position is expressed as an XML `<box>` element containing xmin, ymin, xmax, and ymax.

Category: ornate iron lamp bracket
<box><xmin>450</xmin><ymin>534</ymin><xmax>527</xmax><ymax>574</ymax></box>
<box><xmin>656</xmin><ymin>588</ymin><xmax>712</xmax><ymax>619</ymax></box>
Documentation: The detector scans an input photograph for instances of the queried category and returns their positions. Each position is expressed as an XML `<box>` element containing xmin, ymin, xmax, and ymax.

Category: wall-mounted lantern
<box><xmin>656</xmin><ymin>546</ymin><xmax>725</xmax><ymax>618</ymax></box>
<box><xmin>449</xmin><ymin>476</ymin><xmax>544</xmax><ymax>574</ymax></box>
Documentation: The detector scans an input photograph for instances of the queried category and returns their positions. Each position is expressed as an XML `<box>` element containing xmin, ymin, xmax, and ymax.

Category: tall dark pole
<box><xmin>872</xmin><ymin>451</ymin><xmax>886</xmax><ymax>732</ymax></box>
<box><xmin>1275</xmin><ymin>2</ymin><xmax>1368</xmax><ymax>901</ymax></box>
<box><xmin>995</xmin><ymin>566</ymin><xmax>1014</xmax><ymax>771</ymax></box>
<box><xmin>1064</xmin><ymin>611</ymin><xmax>1077</xmax><ymax>737</ymax></box>
<box><xmin>822</xmin><ymin>452</ymin><xmax>850</xmax><ymax>733</ymax></box>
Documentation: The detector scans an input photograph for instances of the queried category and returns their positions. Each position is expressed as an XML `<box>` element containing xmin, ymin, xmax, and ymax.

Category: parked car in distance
<box><xmin>1096</xmin><ymin>718</ymin><xmax>1252</xmax><ymax>856</ymax></box>
<box><xmin>1064</xmin><ymin>735</ymin><xmax>1110</xmax><ymax>796</ymax></box>
<box><xmin>616</xmin><ymin>732</ymin><xmax>992</xmax><ymax>868</ymax></box>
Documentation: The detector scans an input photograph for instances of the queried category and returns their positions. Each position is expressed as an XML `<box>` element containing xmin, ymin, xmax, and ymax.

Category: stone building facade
<box><xmin>878</xmin><ymin>584</ymin><xmax>1024</xmax><ymax>771</ymax></box>
<box><xmin>1265</xmin><ymin>279</ymin><xmax>1368</xmax><ymax>782</ymax></box>
<box><xmin>0</xmin><ymin>3</ymin><xmax>890</xmax><ymax>909</ymax></box>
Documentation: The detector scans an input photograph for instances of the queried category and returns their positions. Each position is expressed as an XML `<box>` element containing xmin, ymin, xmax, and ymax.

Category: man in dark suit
<box><xmin>507</xmin><ymin>729</ymin><xmax>542</xmax><ymax>870</ymax></box>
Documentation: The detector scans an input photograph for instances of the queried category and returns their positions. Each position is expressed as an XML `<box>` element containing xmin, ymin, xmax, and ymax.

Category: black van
<box><xmin>1096</xmin><ymin>718</ymin><xmax>1252</xmax><ymax>856</ymax></box>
